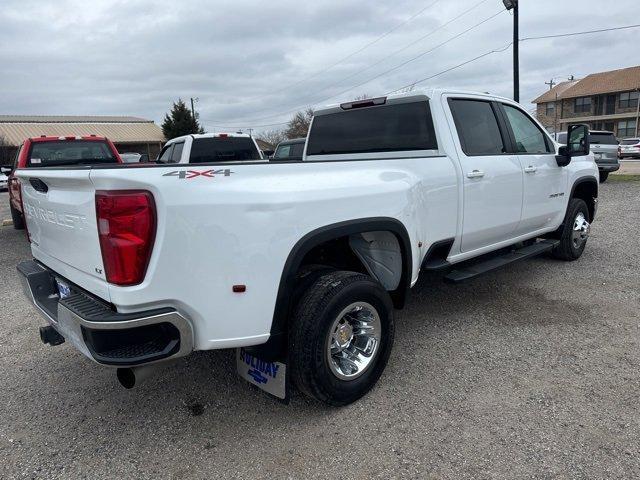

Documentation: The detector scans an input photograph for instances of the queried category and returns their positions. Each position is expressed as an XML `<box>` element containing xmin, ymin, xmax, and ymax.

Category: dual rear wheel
<box><xmin>289</xmin><ymin>270</ymin><xmax>394</xmax><ymax>406</ymax></box>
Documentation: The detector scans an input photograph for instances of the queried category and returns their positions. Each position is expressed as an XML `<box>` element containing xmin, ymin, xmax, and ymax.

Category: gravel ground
<box><xmin>0</xmin><ymin>182</ymin><xmax>639</xmax><ymax>479</ymax></box>
<box><xmin>616</xmin><ymin>161</ymin><xmax>640</xmax><ymax>175</ymax></box>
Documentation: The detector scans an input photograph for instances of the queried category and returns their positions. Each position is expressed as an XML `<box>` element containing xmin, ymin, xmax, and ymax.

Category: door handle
<box><xmin>466</xmin><ymin>169</ymin><xmax>485</xmax><ymax>178</ymax></box>
<box><xmin>524</xmin><ymin>165</ymin><xmax>537</xmax><ymax>173</ymax></box>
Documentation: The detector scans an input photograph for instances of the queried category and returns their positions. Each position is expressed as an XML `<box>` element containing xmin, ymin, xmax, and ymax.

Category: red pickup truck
<box><xmin>3</xmin><ymin>135</ymin><xmax>122</xmax><ymax>229</ymax></box>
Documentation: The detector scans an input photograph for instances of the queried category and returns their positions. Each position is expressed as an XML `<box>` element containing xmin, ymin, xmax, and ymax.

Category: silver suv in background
<box><xmin>619</xmin><ymin>138</ymin><xmax>640</xmax><ymax>159</ymax></box>
<box><xmin>556</xmin><ymin>130</ymin><xmax>619</xmax><ymax>182</ymax></box>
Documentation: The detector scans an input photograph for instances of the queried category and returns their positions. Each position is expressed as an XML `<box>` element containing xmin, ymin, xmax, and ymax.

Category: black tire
<box><xmin>553</xmin><ymin>198</ymin><xmax>590</xmax><ymax>261</ymax></box>
<box><xmin>289</xmin><ymin>270</ymin><xmax>395</xmax><ymax>406</ymax></box>
<box><xmin>599</xmin><ymin>171</ymin><xmax>609</xmax><ymax>183</ymax></box>
<box><xmin>10</xmin><ymin>203</ymin><xmax>25</xmax><ymax>230</ymax></box>
<box><xmin>291</xmin><ymin>264</ymin><xmax>335</xmax><ymax>310</ymax></box>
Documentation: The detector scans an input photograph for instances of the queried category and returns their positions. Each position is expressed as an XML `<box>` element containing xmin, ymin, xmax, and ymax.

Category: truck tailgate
<box><xmin>17</xmin><ymin>168</ymin><xmax>110</xmax><ymax>301</ymax></box>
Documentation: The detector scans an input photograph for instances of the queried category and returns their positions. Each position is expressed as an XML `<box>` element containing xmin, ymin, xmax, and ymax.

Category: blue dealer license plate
<box><xmin>236</xmin><ymin>348</ymin><xmax>287</xmax><ymax>399</ymax></box>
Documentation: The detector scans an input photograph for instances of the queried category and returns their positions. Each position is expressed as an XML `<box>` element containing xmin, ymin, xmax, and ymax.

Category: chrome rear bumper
<box><xmin>18</xmin><ymin>260</ymin><xmax>194</xmax><ymax>367</ymax></box>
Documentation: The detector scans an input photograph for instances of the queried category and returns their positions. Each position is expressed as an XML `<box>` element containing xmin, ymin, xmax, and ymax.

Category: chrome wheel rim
<box><xmin>571</xmin><ymin>212</ymin><xmax>590</xmax><ymax>248</ymax></box>
<box><xmin>326</xmin><ymin>302</ymin><xmax>382</xmax><ymax>381</ymax></box>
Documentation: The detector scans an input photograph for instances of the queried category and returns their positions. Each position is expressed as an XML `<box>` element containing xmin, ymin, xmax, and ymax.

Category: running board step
<box><xmin>444</xmin><ymin>240</ymin><xmax>560</xmax><ymax>284</ymax></box>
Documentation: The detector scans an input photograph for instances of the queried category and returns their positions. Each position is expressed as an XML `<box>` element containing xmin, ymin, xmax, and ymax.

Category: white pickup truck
<box><xmin>16</xmin><ymin>89</ymin><xmax>598</xmax><ymax>406</ymax></box>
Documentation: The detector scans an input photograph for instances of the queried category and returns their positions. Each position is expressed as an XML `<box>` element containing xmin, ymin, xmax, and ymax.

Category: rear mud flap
<box><xmin>236</xmin><ymin>348</ymin><xmax>289</xmax><ymax>403</ymax></box>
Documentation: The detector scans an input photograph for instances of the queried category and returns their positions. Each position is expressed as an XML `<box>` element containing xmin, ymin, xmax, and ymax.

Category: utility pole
<box><xmin>190</xmin><ymin>97</ymin><xmax>196</xmax><ymax>119</ymax></box>
<box><xmin>545</xmin><ymin>79</ymin><xmax>556</xmax><ymax>90</ymax></box>
<box><xmin>503</xmin><ymin>0</ymin><xmax>519</xmax><ymax>102</ymax></box>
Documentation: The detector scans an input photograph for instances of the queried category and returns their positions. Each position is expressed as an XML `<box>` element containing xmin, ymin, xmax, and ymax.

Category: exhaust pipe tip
<box><xmin>116</xmin><ymin>368</ymin><xmax>137</xmax><ymax>389</ymax></box>
<box><xmin>116</xmin><ymin>363</ymin><xmax>171</xmax><ymax>389</ymax></box>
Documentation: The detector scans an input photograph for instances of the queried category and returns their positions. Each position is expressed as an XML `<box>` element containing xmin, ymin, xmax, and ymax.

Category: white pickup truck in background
<box><xmin>157</xmin><ymin>132</ymin><xmax>263</xmax><ymax>164</ymax></box>
<box><xmin>16</xmin><ymin>89</ymin><xmax>598</xmax><ymax>406</ymax></box>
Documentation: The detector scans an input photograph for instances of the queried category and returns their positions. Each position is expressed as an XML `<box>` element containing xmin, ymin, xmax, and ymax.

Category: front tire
<box><xmin>553</xmin><ymin>198</ymin><xmax>590</xmax><ymax>261</ymax></box>
<box><xmin>289</xmin><ymin>270</ymin><xmax>395</xmax><ymax>406</ymax></box>
<box><xmin>10</xmin><ymin>203</ymin><xmax>25</xmax><ymax>230</ymax></box>
<box><xmin>599</xmin><ymin>171</ymin><xmax>609</xmax><ymax>183</ymax></box>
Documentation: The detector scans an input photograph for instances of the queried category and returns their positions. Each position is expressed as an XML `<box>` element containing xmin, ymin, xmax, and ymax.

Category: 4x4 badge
<box><xmin>163</xmin><ymin>169</ymin><xmax>233</xmax><ymax>179</ymax></box>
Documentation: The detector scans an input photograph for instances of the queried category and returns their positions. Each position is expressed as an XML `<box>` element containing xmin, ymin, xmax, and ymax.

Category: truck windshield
<box><xmin>307</xmin><ymin>102</ymin><xmax>437</xmax><ymax>156</ymax></box>
<box><xmin>189</xmin><ymin>137</ymin><xmax>261</xmax><ymax>163</ymax></box>
<box><xmin>28</xmin><ymin>141</ymin><xmax>117</xmax><ymax>167</ymax></box>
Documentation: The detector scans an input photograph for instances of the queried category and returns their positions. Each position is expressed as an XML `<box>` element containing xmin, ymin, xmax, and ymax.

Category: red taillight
<box><xmin>95</xmin><ymin>190</ymin><xmax>156</xmax><ymax>286</ymax></box>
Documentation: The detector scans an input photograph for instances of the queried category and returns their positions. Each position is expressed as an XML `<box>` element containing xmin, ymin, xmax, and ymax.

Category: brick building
<box><xmin>532</xmin><ymin>65</ymin><xmax>640</xmax><ymax>138</ymax></box>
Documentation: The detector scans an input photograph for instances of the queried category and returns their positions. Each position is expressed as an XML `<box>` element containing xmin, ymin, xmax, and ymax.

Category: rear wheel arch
<box><xmin>267</xmin><ymin>218</ymin><xmax>412</xmax><ymax>352</ymax></box>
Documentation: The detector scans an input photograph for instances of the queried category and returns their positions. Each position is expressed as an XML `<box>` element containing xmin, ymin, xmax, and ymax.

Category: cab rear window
<box><xmin>306</xmin><ymin>102</ymin><xmax>437</xmax><ymax>156</ymax></box>
<box><xmin>189</xmin><ymin>137</ymin><xmax>261</xmax><ymax>163</ymax></box>
<box><xmin>28</xmin><ymin>141</ymin><xmax>117</xmax><ymax>167</ymax></box>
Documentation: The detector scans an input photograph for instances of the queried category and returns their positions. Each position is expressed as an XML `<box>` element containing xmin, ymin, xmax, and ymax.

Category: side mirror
<box><xmin>1</xmin><ymin>166</ymin><xmax>13</xmax><ymax>175</ymax></box>
<box><xmin>556</xmin><ymin>124</ymin><xmax>589</xmax><ymax>167</ymax></box>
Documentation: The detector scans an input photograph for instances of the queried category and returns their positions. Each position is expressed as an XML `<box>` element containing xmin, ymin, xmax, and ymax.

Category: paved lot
<box><xmin>1</xmin><ymin>182</ymin><xmax>639</xmax><ymax>479</ymax></box>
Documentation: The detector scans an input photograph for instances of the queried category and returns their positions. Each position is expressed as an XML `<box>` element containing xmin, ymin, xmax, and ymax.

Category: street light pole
<box><xmin>503</xmin><ymin>0</ymin><xmax>519</xmax><ymax>102</ymax></box>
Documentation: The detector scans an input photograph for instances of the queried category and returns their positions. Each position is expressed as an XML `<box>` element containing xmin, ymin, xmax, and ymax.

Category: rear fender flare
<box><xmin>270</xmin><ymin>217</ymin><xmax>412</xmax><ymax>338</ymax></box>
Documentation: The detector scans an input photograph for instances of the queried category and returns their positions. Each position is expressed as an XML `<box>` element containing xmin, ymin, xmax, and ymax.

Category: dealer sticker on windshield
<box><xmin>236</xmin><ymin>348</ymin><xmax>287</xmax><ymax>400</ymax></box>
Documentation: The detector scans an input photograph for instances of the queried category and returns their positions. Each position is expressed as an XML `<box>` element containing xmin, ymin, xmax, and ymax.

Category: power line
<box><xmin>230</xmin><ymin>0</ymin><xmax>492</xmax><ymax>120</ymax></box>
<box><xmin>387</xmin><ymin>23</ymin><xmax>640</xmax><ymax>95</ymax></box>
<box><xmin>387</xmin><ymin>42</ymin><xmax>512</xmax><ymax>94</ymax></box>
<box><xmin>521</xmin><ymin>23</ymin><xmax>640</xmax><ymax>41</ymax></box>
<box><xmin>208</xmin><ymin>22</ymin><xmax>640</xmax><ymax>130</ymax></box>
<box><xmin>248</xmin><ymin>0</ymin><xmax>442</xmax><ymax>100</ymax></box>
<box><xmin>205</xmin><ymin>7</ymin><xmax>506</xmax><ymax>125</ymax></box>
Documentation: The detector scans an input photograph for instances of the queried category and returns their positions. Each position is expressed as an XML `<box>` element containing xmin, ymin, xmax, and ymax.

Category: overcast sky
<box><xmin>1</xmin><ymin>0</ymin><xmax>638</xmax><ymax>134</ymax></box>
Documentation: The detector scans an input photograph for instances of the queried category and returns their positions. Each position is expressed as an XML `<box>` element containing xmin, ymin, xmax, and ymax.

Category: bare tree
<box><xmin>257</xmin><ymin>128</ymin><xmax>287</xmax><ymax>147</ymax></box>
<box><xmin>286</xmin><ymin>108</ymin><xmax>314</xmax><ymax>139</ymax></box>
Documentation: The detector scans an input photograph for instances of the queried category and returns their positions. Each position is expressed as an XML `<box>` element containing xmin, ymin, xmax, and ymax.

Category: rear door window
<box><xmin>189</xmin><ymin>137</ymin><xmax>261</xmax><ymax>163</ymax></box>
<box><xmin>621</xmin><ymin>139</ymin><xmax>639</xmax><ymax>145</ymax></box>
<box><xmin>306</xmin><ymin>101</ymin><xmax>437</xmax><ymax>156</ymax></box>
<box><xmin>449</xmin><ymin>99</ymin><xmax>505</xmax><ymax>156</ymax></box>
